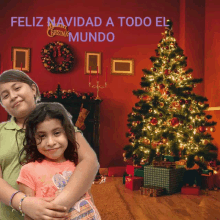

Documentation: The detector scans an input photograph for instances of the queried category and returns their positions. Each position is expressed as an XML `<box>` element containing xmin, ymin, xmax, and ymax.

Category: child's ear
<box><xmin>31</xmin><ymin>84</ymin><xmax>37</xmax><ymax>96</ymax></box>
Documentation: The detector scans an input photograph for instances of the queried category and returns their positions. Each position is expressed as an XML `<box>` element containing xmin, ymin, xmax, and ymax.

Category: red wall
<box><xmin>2</xmin><ymin>0</ymin><xmax>215</xmax><ymax>167</ymax></box>
<box><xmin>204</xmin><ymin>0</ymin><xmax>220</xmax><ymax>160</ymax></box>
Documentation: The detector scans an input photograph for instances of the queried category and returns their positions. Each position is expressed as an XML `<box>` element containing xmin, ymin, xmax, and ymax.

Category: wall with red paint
<box><xmin>1</xmin><ymin>0</ymin><xmax>216</xmax><ymax>167</ymax></box>
<box><xmin>204</xmin><ymin>0</ymin><xmax>220</xmax><ymax>160</ymax></box>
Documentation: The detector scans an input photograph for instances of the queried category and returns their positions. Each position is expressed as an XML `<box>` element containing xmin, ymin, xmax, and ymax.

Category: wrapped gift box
<box><xmin>126</xmin><ymin>165</ymin><xmax>142</xmax><ymax>176</ymax></box>
<box><xmin>176</xmin><ymin>165</ymin><xmax>186</xmax><ymax>169</ymax></box>
<box><xmin>153</xmin><ymin>161</ymin><xmax>176</xmax><ymax>169</ymax></box>
<box><xmin>144</xmin><ymin>166</ymin><xmax>185</xmax><ymax>194</ymax></box>
<box><xmin>181</xmin><ymin>186</ymin><xmax>200</xmax><ymax>195</ymax></box>
<box><xmin>213</xmin><ymin>171</ymin><xmax>220</xmax><ymax>188</ymax></box>
<box><xmin>108</xmin><ymin>166</ymin><xmax>126</xmax><ymax>177</ymax></box>
<box><xmin>123</xmin><ymin>172</ymin><xmax>129</xmax><ymax>184</ymax></box>
<box><xmin>202</xmin><ymin>169</ymin><xmax>213</xmax><ymax>175</ymax></box>
<box><xmin>140</xmin><ymin>185</ymin><xmax>165</xmax><ymax>197</ymax></box>
<box><xmin>201</xmin><ymin>174</ymin><xmax>214</xmax><ymax>190</ymax></box>
<box><xmin>164</xmin><ymin>155</ymin><xmax>179</xmax><ymax>162</ymax></box>
<box><xmin>134</xmin><ymin>169</ymin><xmax>144</xmax><ymax>177</ymax></box>
<box><xmin>175</xmin><ymin>160</ymin><xmax>186</xmax><ymax>166</ymax></box>
<box><xmin>125</xmin><ymin>176</ymin><xmax>143</xmax><ymax>191</ymax></box>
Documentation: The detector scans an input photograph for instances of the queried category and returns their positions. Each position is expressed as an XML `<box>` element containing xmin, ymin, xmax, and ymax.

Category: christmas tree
<box><xmin>123</xmin><ymin>20</ymin><xmax>218</xmax><ymax>166</ymax></box>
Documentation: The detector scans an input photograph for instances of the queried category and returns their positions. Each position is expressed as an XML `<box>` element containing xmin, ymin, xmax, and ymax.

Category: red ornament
<box><xmin>198</xmin><ymin>126</ymin><xmax>206</xmax><ymax>133</ymax></box>
<box><xmin>151</xmin><ymin>118</ymin><xmax>158</xmax><ymax>125</ymax></box>
<box><xmin>153</xmin><ymin>68</ymin><xmax>157</xmax><ymax>72</ymax></box>
<box><xmin>171</xmin><ymin>117</ymin><xmax>179</xmax><ymax>127</ymax></box>
<box><xmin>179</xmin><ymin>99</ymin><xmax>185</xmax><ymax>105</ymax></box>
<box><xmin>189</xmin><ymin>125</ymin><xmax>193</xmax><ymax>130</ymax></box>
<box><xmin>185</xmin><ymin>100</ymin><xmax>191</xmax><ymax>104</ymax></box>
<box><xmin>164</xmin><ymin>69</ymin><xmax>169</xmax><ymax>75</ymax></box>
<box><xmin>159</xmin><ymin>84</ymin><xmax>165</xmax><ymax>89</ymax></box>
<box><xmin>159</xmin><ymin>113</ymin><xmax>163</xmax><ymax>117</ymax></box>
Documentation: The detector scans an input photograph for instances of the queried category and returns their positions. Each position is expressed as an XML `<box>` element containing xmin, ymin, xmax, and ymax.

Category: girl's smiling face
<box><xmin>0</xmin><ymin>81</ymin><xmax>36</xmax><ymax>119</ymax></box>
<box><xmin>35</xmin><ymin>118</ymin><xmax>68</xmax><ymax>163</ymax></box>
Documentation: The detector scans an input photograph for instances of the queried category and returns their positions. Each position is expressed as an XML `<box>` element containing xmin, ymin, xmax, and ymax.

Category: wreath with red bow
<box><xmin>41</xmin><ymin>41</ymin><xmax>74</xmax><ymax>73</ymax></box>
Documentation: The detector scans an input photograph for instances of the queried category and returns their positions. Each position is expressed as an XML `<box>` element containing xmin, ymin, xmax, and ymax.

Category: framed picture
<box><xmin>11</xmin><ymin>47</ymin><xmax>31</xmax><ymax>72</ymax></box>
<box><xmin>85</xmin><ymin>52</ymin><xmax>101</xmax><ymax>75</ymax></box>
<box><xmin>111</xmin><ymin>58</ymin><xmax>134</xmax><ymax>75</ymax></box>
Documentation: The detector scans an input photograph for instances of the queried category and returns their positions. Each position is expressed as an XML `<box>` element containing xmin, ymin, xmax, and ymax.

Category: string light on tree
<box><xmin>123</xmin><ymin>19</ymin><xmax>217</xmax><ymax>165</ymax></box>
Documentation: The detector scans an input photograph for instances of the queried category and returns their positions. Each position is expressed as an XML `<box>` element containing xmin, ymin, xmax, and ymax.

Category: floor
<box><xmin>90</xmin><ymin>177</ymin><xmax>220</xmax><ymax>220</ymax></box>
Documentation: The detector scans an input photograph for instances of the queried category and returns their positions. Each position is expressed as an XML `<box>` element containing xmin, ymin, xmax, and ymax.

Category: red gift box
<box><xmin>125</xmin><ymin>176</ymin><xmax>143</xmax><ymax>191</ymax></box>
<box><xmin>108</xmin><ymin>167</ymin><xmax>126</xmax><ymax>177</ymax></box>
<box><xmin>181</xmin><ymin>186</ymin><xmax>200</xmax><ymax>195</ymax></box>
<box><xmin>201</xmin><ymin>174</ymin><xmax>214</xmax><ymax>190</ymax></box>
<box><xmin>213</xmin><ymin>171</ymin><xmax>220</xmax><ymax>188</ymax></box>
<box><xmin>126</xmin><ymin>165</ymin><xmax>142</xmax><ymax>176</ymax></box>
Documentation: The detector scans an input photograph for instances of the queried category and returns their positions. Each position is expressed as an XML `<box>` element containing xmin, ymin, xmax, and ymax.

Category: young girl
<box><xmin>16</xmin><ymin>102</ymin><xmax>101</xmax><ymax>220</ymax></box>
<box><xmin>0</xmin><ymin>70</ymin><xmax>100</xmax><ymax>219</ymax></box>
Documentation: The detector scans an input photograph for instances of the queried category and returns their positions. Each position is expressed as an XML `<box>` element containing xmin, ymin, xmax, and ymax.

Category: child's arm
<box><xmin>18</xmin><ymin>183</ymin><xmax>35</xmax><ymax>220</ymax></box>
<box><xmin>52</xmin><ymin>132</ymin><xmax>100</xmax><ymax>210</ymax></box>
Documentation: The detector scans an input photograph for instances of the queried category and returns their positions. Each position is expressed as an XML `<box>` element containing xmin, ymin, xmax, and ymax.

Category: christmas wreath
<box><xmin>41</xmin><ymin>41</ymin><xmax>74</xmax><ymax>73</ymax></box>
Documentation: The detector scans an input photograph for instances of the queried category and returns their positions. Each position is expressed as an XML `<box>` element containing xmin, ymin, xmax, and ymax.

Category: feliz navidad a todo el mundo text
<box><xmin>11</xmin><ymin>17</ymin><xmax>169</xmax><ymax>42</ymax></box>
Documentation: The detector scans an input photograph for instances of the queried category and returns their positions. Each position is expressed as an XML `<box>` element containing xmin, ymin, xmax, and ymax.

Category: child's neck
<box><xmin>15</xmin><ymin>117</ymin><xmax>26</xmax><ymax>129</ymax></box>
<box><xmin>45</xmin><ymin>158</ymin><xmax>67</xmax><ymax>163</ymax></box>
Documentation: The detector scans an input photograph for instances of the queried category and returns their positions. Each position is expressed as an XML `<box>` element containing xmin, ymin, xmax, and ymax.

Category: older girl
<box><xmin>0</xmin><ymin>70</ymin><xmax>99</xmax><ymax>219</ymax></box>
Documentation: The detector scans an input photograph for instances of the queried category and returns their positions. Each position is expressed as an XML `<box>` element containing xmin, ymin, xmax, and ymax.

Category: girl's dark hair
<box><xmin>19</xmin><ymin>102</ymin><xmax>78</xmax><ymax>165</ymax></box>
<box><xmin>0</xmin><ymin>69</ymin><xmax>41</xmax><ymax>103</ymax></box>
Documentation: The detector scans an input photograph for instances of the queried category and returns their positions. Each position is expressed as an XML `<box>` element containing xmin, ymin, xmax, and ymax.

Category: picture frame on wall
<box><xmin>11</xmin><ymin>47</ymin><xmax>31</xmax><ymax>72</ymax></box>
<box><xmin>85</xmin><ymin>52</ymin><xmax>101</xmax><ymax>75</ymax></box>
<box><xmin>111</xmin><ymin>58</ymin><xmax>134</xmax><ymax>75</ymax></box>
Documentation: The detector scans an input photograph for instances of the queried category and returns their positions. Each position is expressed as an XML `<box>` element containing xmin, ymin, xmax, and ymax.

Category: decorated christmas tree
<box><xmin>123</xmin><ymin>20</ymin><xmax>218</xmax><ymax>166</ymax></box>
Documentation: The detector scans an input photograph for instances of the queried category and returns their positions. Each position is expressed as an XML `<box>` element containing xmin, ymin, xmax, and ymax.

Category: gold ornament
<box><xmin>210</xmin><ymin>127</ymin><xmax>216</xmax><ymax>132</ymax></box>
<box><xmin>162</xmin><ymin>138</ymin><xmax>167</xmax><ymax>144</ymax></box>
<box><xmin>132</xmin><ymin>122</ymin><xmax>138</xmax><ymax>126</ymax></box>
<box><xmin>82</xmin><ymin>96</ymin><xmax>86</xmax><ymax>99</ymax></box>
<box><xmin>143</xmin><ymin>139</ymin><xmax>150</xmax><ymax>145</ymax></box>
<box><xmin>202</xmin><ymin>140</ymin><xmax>209</xmax><ymax>145</ymax></box>
<box><xmin>149</xmin><ymin>109</ymin><xmax>153</xmax><ymax>113</ymax></box>
<box><xmin>160</xmin><ymin>102</ymin><xmax>164</xmax><ymax>107</ymax></box>
<box><xmin>123</xmin><ymin>153</ymin><xmax>126</xmax><ymax>157</ymax></box>
<box><xmin>44</xmin><ymin>63</ymin><xmax>48</xmax><ymax>67</ymax></box>
<box><xmin>194</xmin><ymin>156</ymin><xmax>200</xmax><ymax>161</ymax></box>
